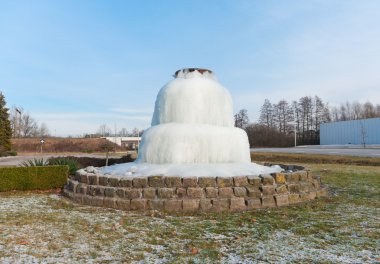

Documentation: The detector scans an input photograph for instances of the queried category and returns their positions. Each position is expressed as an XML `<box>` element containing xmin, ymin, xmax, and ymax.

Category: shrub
<box><xmin>48</xmin><ymin>157</ymin><xmax>79</xmax><ymax>175</ymax></box>
<box><xmin>0</xmin><ymin>150</ymin><xmax>17</xmax><ymax>157</ymax></box>
<box><xmin>0</xmin><ymin>166</ymin><xmax>69</xmax><ymax>192</ymax></box>
<box><xmin>20</xmin><ymin>158</ymin><xmax>48</xmax><ymax>167</ymax></box>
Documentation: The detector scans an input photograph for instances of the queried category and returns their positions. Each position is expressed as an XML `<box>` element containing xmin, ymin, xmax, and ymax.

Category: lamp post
<box><xmin>289</xmin><ymin>122</ymin><xmax>297</xmax><ymax>147</ymax></box>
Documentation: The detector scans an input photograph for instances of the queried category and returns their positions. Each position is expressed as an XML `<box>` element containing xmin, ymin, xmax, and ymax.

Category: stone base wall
<box><xmin>63</xmin><ymin>167</ymin><xmax>328</xmax><ymax>212</ymax></box>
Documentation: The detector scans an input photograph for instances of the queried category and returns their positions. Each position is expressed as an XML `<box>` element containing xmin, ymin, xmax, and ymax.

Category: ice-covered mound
<box><xmin>151</xmin><ymin>70</ymin><xmax>234</xmax><ymax>127</ymax></box>
<box><xmin>137</xmin><ymin>123</ymin><xmax>250</xmax><ymax>164</ymax></box>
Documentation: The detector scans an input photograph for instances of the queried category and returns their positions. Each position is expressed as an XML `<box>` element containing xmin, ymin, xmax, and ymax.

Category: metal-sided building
<box><xmin>320</xmin><ymin>117</ymin><xmax>380</xmax><ymax>145</ymax></box>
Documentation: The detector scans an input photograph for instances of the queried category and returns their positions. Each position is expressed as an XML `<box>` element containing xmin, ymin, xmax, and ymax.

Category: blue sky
<box><xmin>1</xmin><ymin>0</ymin><xmax>380</xmax><ymax>136</ymax></box>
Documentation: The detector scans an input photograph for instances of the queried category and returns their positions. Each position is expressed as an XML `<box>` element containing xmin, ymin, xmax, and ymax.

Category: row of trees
<box><xmin>236</xmin><ymin>97</ymin><xmax>380</xmax><ymax>147</ymax></box>
<box><xmin>9</xmin><ymin>106</ymin><xmax>50</xmax><ymax>138</ymax></box>
<box><xmin>84</xmin><ymin>125</ymin><xmax>144</xmax><ymax>138</ymax></box>
<box><xmin>330</xmin><ymin>101</ymin><xmax>380</xmax><ymax>121</ymax></box>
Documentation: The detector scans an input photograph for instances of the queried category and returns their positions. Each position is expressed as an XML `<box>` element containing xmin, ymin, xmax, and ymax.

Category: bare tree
<box><xmin>234</xmin><ymin>109</ymin><xmax>249</xmax><ymax>129</ymax></box>
<box><xmin>259</xmin><ymin>99</ymin><xmax>275</xmax><ymax>128</ymax></box>
<box><xmin>97</xmin><ymin>124</ymin><xmax>111</xmax><ymax>137</ymax></box>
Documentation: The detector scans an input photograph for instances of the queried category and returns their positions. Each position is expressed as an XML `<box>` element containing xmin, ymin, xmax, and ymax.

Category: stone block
<box><xmin>312</xmin><ymin>180</ymin><xmax>320</xmax><ymax>189</ymax></box>
<box><xmin>217</xmin><ymin>177</ymin><xmax>233</xmax><ymax>187</ymax></box>
<box><xmin>271</xmin><ymin>173</ymin><xmax>286</xmax><ymax>184</ymax></box>
<box><xmin>205</xmin><ymin>187</ymin><xmax>218</xmax><ymax>198</ymax></box>
<box><xmin>108</xmin><ymin>177</ymin><xmax>120</xmax><ymax>187</ymax></box>
<box><xmin>307</xmin><ymin>170</ymin><xmax>313</xmax><ymax>180</ymax></box>
<box><xmin>275</xmin><ymin>185</ymin><xmax>288</xmax><ymax>194</ymax></box>
<box><xmin>74</xmin><ymin>171</ymin><xmax>82</xmax><ymax>181</ymax></box>
<box><xmin>148</xmin><ymin>175</ymin><xmax>165</xmax><ymax>187</ymax></box>
<box><xmin>299</xmin><ymin>171</ymin><xmax>308</xmax><ymax>181</ymax></box>
<box><xmin>300</xmin><ymin>192</ymin><xmax>314</xmax><ymax>202</ymax></box>
<box><xmin>73</xmin><ymin>194</ymin><xmax>83</xmax><ymax>204</ymax></box>
<box><xmin>87</xmin><ymin>185</ymin><xmax>96</xmax><ymax>196</ymax></box>
<box><xmin>219</xmin><ymin>187</ymin><xmax>234</xmax><ymax>198</ymax></box>
<box><xmin>80</xmin><ymin>185</ymin><xmax>87</xmax><ymax>194</ymax></box>
<box><xmin>285</xmin><ymin>173</ymin><xmax>299</xmax><ymax>183</ymax></box>
<box><xmin>212</xmin><ymin>199</ymin><xmax>230</xmax><ymax>211</ymax></box>
<box><xmin>104</xmin><ymin>198</ymin><xmax>117</xmax><ymax>208</ymax></box>
<box><xmin>91</xmin><ymin>196</ymin><xmax>104</xmax><ymax>207</ymax></box>
<box><xmin>104</xmin><ymin>187</ymin><xmax>116</xmax><ymax>198</ymax></box>
<box><xmin>143</xmin><ymin>188</ymin><xmax>156</xmax><ymax>199</ymax></box>
<box><xmin>261</xmin><ymin>196</ymin><xmax>276</xmax><ymax>208</ymax></box>
<box><xmin>183</xmin><ymin>199</ymin><xmax>199</xmax><ymax>212</ymax></box>
<box><xmin>317</xmin><ymin>188</ymin><xmax>328</xmax><ymax>198</ymax></box>
<box><xmin>133</xmin><ymin>177</ymin><xmax>148</xmax><ymax>188</ymax></box>
<box><xmin>83</xmin><ymin>196</ymin><xmax>92</xmax><ymax>205</ymax></box>
<box><xmin>157</xmin><ymin>188</ymin><xmax>175</xmax><ymax>199</ymax></box>
<box><xmin>199</xmin><ymin>199</ymin><xmax>212</xmax><ymax>211</ymax></box>
<box><xmin>116</xmin><ymin>200</ymin><xmax>130</xmax><ymax>210</ymax></box>
<box><xmin>131</xmin><ymin>199</ymin><xmax>147</xmax><ymax>210</ymax></box>
<box><xmin>299</xmin><ymin>183</ymin><xmax>310</xmax><ymax>192</ymax></box>
<box><xmin>246</xmin><ymin>198</ymin><xmax>261</xmax><ymax>209</ymax></box>
<box><xmin>183</xmin><ymin>177</ymin><xmax>197</xmax><ymax>188</ymax></box>
<box><xmin>164</xmin><ymin>200</ymin><xmax>182</xmax><ymax>212</ymax></box>
<box><xmin>165</xmin><ymin>176</ymin><xmax>182</xmax><ymax>187</ymax></box>
<box><xmin>260</xmin><ymin>174</ymin><xmax>274</xmax><ymax>185</ymax></box>
<box><xmin>120</xmin><ymin>178</ymin><xmax>133</xmax><ymax>188</ymax></box>
<box><xmin>88</xmin><ymin>175</ymin><xmax>99</xmax><ymax>185</ymax></box>
<box><xmin>288</xmin><ymin>193</ymin><xmax>300</xmax><ymax>204</ymax></box>
<box><xmin>246</xmin><ymin>186</ymin><xmax>261</xmax><ymax>198</ymax></box>
<box><xmin>125</xmin><ymin>189</ymin><xmax>141</xmax><ymax>199</ymax></box>
<box><xmin>80</xmin><ymin>173</ymin><xmax>88</xmax><ymax>184</ymax></box>
<box><xmin>149</xmin><ymin>200</ymin><xmax>164</xmax><ymax>211</ymax></box>
<box><xmin>116</xmin><ymin>188</ymin><xmax>125</xmax><ymax>198</ymax></box>
<box><xmin>95</xmin><ymin>186</ymin><xmax>105</xmax><ymax>196</ymax></box>
<box><xmin>260</xmin><ymin>185</ymin><xmax>275</xmax><ymax>195</ymax></box>
<box><xmin>230</xmin><ymin>197</ymin><xmax>246</xmax><ymax>211</ymax></box>
<box><xmin>287</xmin><ymin>184</ymin><xmax>300</xmax><ymax>193</ymax></box>
<box><xmin>98</xmin><ymin>175</ymin><xmax>109</xmax><ymax>186</ymax></box>
<box><xmin>233</xmin><ymin>176</ymin><xmax>248</xmax><ymax>187</ymax></box>
<box><xmin>176</xmin><ymin>188</ymin><xmax>187</xmax><ymax>198</ymax></box>
<box><xmin>233</xmin><ymin>187</ymin><xmax>247</xmax><ymax>197</ymax></box>
<box><xmin>274</xmin><ymin>195</ymin><xmax>289</xmax><ymax>207</ymax></box>
<box><xmin>187</xmin><ymin>188</ymin><xmax>204</xmax><ymax>198</ymax></box>
<box><xmin>247</xmin><ymin>175</ymin><xmax>262</xmax><ymax>186</ymax></box>
<box><xmin>198</xmin><ymin>177</ymin><xmax>216</xmax><ymax>187</ymax></box>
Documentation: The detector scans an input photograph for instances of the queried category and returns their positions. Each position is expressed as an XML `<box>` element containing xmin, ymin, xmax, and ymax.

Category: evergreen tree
<box><xmin>0</xmin><ymin>92</ymin><xmax>12</xmax><ymax>152</ymax></box>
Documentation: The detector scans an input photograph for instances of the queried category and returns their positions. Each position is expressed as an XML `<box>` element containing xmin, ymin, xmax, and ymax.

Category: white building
<box><xmin>103</xmin><ymin>137</ymin><xmax>141</xmax><ymax>150</ymax></box>
<box><xmin>320</xmin><ymin>118</ymin><xmax>380</xmax><ymax>145</ymax></box>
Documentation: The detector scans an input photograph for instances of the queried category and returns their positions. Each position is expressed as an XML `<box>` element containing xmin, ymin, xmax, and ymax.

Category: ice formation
<box><xmin>101</xmin><ymin>68</ymin><xmax>281</xmax><ymax>177</ymax></box>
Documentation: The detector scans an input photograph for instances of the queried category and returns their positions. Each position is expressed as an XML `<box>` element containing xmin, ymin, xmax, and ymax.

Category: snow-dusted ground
<box><xmin>0</xmin><ymin>192</ymin><xmax>378</xmax><ymax>263</ymax></box>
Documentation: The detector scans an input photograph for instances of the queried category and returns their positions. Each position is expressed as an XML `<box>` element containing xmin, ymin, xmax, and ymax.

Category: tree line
<box><xmin>9</xmin><ymin>106</ymin><xmax>50</xmax><ymax>138</ymax></box>
<box><xmin>236</xmin><ymin>97</ymin><xmax>380</xmax><ymax>147</ymax></box>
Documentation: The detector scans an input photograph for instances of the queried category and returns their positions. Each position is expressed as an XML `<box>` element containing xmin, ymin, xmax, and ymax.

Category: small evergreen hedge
<box><xmin>0</xmin><ymin>166</ymin><xmax>69</xmax><ymax>192</ymax></box>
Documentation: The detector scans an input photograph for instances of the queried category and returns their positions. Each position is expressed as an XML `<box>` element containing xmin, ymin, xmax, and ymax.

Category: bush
<box><xmin>0</xmin><ymin>150</ymin><xmax>18</xmax><ymax>157</ymax></box>
<box><xmin>48</xmin><ymin>157</ymin><xmax>79</xmax><ymax>175</ymax></box>
<box><xmin>0</xmin><ymin>166</ymin><xmax>69</xmax><ymax>192</ymax></box>
<box><xmin>20</xmin><ymin>158</ymin><xmax>48</xmax><ymax>167</ymax></box>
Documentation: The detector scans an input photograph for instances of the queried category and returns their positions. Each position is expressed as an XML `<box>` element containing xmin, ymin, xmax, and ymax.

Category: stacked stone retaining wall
<box><xmin>63</xmin><ymin>166</ymin><xmax>328</xmax><ymax>212</ymax></box>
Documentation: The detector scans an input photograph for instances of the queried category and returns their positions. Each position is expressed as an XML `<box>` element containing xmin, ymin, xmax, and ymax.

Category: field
<box><xmin>0</xmin><ymin>157</ymin><xmax>379</xmax><ymax>263</ymax></box>
<box><xmin>11</xmin><ymin>138</ymin><xmax>123</xmax><ymax>153</ymax></box>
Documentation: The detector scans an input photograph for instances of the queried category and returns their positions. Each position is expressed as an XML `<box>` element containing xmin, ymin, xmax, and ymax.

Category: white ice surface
<box><xmin>100</xmin><ymin>162</ymin><xmax>282</xmax><ymax>177</ymax></box>
<box><xmin>138</xmin><ymin>123</ymin><xmax>251</xmax><ymax>164</ymax></box>
<box><xmin>151</xmin><ymin>72</ymin><xmax>234</xmax><ymax>127</ymax></box>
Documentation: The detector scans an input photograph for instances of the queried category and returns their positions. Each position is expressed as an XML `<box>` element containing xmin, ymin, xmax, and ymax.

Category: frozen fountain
<box><xmin>101</xmin><ymin>68</ymin><xmax>279</xmax><ymax>177</ymax></box>
<box><xmin>64</xmin><ymin>68</ymin><xmax>327</xmax><ymax>212</ymax></box>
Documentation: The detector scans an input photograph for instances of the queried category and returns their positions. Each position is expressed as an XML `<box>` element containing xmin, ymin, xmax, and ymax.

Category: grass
<box><xmin>252</xmin><ymin>151</ymin><xmax>380</xmax><ymax>166</ymax></box>
<box><xmin>0</xmin><ymin>159</ymin><xmax>379</xmax><ymax>263</ymax></box>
